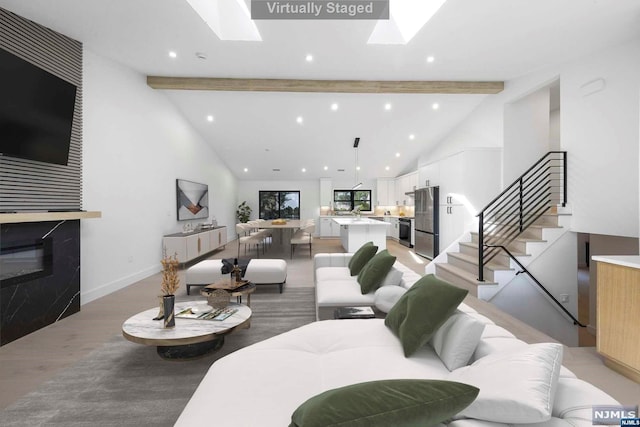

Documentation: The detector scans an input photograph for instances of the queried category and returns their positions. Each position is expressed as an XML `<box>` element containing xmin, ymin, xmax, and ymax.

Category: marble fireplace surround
<box><xmin>0</xmin><ymin>212</ymin><xmax>100</xmax><ymax>346</ymax></box>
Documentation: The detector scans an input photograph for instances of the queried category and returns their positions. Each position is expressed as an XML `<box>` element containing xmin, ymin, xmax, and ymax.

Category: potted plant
<box><xmin>160</xmin><ymin>254</ymin><xmax>180</xmax><ymax>328</ymax></box>
<box><xmin>236</xmin><ymin>201</ymin><xmax>252</xmax><ymax>223</ymax></box>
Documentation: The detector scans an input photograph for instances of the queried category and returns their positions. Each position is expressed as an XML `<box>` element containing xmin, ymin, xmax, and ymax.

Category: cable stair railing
<box><xmin>475</xmin><ymin>151</ymin><xmax>584</xmax><ymax>327</ymax></box>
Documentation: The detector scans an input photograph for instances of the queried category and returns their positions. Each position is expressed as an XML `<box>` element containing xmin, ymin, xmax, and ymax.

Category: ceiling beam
<box><xmin>146</xmin><ymin>76</ymin><xmax>504</xmax><ymax>94</ymax></box>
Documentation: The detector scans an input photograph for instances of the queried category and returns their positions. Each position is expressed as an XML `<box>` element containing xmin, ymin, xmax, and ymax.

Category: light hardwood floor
<box><xmin>0</xmin><ymin>238</ymin><xmax>637</xmax><ymax>410</ymax></box>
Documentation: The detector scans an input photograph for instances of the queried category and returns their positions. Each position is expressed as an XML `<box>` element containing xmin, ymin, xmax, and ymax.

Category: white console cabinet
<box><xmin>163</xmin><ymin>226</ymin><xmax>227</xmax><ymax>263</ymax></box>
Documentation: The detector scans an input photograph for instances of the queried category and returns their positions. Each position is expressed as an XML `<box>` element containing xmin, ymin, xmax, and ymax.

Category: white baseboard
<box><xmin>81</xmin><ymin>264</ymin><xmax>161</xmax><ymax>305</ymax></box>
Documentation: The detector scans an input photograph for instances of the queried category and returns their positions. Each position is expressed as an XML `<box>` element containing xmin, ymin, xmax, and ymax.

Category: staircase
<box><xmin>428</xmin><ymin>152</ymin><xmax>571</xmax><ymax>303</ymax></box>
<box><xmin>432</xmin><ymin>208</ymin><xmax>568</xmax><ymax>300</ymax></box>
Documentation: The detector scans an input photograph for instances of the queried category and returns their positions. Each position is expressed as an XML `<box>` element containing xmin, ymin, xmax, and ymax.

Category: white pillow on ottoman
<box><xmin>429</xmin><ymin>310</ymin><xmax>486</xmax><ymax>371</ymax></box>
<box><xmin>447</xmin><ymin>343</ymin><xmax>563</xmax><ymax>424</ymax></box>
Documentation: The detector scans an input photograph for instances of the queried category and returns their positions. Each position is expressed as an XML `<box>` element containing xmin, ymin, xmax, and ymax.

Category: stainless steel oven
<box><xmin>398</xmin><ymin>218</ymin><xmax>412</xmax><ymax>247</ymax></box>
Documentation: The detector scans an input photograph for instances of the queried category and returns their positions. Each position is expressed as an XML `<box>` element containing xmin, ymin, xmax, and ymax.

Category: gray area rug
<box><xmin>0</xmin><ymin>287</ymin><xmax>315</xmax><ymax>426</ymax></box>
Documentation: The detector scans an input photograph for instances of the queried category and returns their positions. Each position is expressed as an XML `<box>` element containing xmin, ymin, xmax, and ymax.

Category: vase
<box><xmin>163</xmin><ymin>294</ymin><xmax>175</xmax><ymax>328</ymax></box>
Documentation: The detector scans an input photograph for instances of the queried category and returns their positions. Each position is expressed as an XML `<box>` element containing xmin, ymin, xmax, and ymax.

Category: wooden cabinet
<box><xmin>162</xmin><ymin>226</ymin><xmax>227</xmax><ymax>263</ymax></box>
<box><xmin>595</xmin><ymin>258</ymin><xmax>640</xmax><ymax>383</ymax></box>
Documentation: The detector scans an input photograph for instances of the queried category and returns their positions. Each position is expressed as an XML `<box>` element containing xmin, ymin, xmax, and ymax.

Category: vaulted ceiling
<box><xmin>1</xmin><ymin>0</ymin><xmax>639</xmax><ymax>181</ymax></box>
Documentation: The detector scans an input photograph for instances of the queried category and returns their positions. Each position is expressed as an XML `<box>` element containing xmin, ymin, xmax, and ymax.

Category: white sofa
<box><xmin>314</xmin><ymin>253</ymin><xmax>421</xmax><ymax>320</ymax></box>
<box><xmin>175</xmin><ymin>255</ymin><xmax>619</xmax><ymax>427</ymax></box>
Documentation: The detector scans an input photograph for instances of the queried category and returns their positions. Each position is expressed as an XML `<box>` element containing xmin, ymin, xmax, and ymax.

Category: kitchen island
<box><xmin>332</xmin><ymin>217</ymin><xmax>389</xmax><ymax>252</ymax></box>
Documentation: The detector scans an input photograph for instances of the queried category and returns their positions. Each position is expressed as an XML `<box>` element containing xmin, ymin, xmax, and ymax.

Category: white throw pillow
<box><xmin>379</xmin><ymin>266</ymin><xmax>403</xmax><ymax>287</ymax></box>
<box><xmin>373</xmin><ymin>285</ymin><xmax>406</xmax><ymax>313</ymax></box>
<box><xmin>429</xmin><ymin>310</ymin><xmax>486</xmax><ymax>371</ymax></box>
<box><xmin>447</xmin><ymin>343</ymin><xmax>563</xmax><ymax>424</ymax></box>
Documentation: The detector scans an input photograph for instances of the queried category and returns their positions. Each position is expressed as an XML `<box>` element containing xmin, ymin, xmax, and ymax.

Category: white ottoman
<box><xmin>186</xmin><ymin>259</ymin><xmax>287</xmax><ymax>295</ymax></box>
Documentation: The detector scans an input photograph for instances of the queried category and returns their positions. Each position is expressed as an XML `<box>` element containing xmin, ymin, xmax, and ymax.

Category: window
<box><xmin>333</xmin><ymin>190</ymin><xmax>371</xmax><ymax>212</ymax></box>
<box><xmin>259</xmin><ymin>191</ymin><xmax>300</xmax><ymax>219</ymax></box>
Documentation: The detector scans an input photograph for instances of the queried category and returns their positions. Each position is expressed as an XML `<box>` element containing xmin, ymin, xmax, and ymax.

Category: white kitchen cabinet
<box><xmin>320</xmin><ymin>217</ymin><xmax>341</xmax><ymax>238</ymax></box>
<box><xmin>320</xmin><ymin>178</ymin><xmax>332</xmax><ymax>207</ymax></box>
<box><xmin>376</xmin><ymin>178</ymin><xmax>395</xmax><ymax>206</ymax></box>
<box><xmin>394</xmin><ymin>172</ymin><xmax>418</xmax><ymax>206</ymax></box>
<box><xmin>438</xmin><ymin>204</ymin><xmax>466</xmax><ymax>252</ymax></box>
<box><xmin>418</xmin><ymin>162</ymin><xmax>440</xmax><ymax>188</ymax></box>
<box><xmin>384</xmin><ymin>217</ymin><xmax>400</xmax><ymax>240</ymax></box>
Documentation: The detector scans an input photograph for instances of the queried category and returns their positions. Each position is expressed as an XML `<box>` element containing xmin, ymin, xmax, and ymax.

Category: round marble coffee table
<box><xmin>122</xmin><ymin>302</ymin><xmax>251</xmax><ymax>359</ymax></box>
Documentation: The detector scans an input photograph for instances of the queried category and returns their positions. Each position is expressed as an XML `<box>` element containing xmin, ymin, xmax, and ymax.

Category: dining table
<box><xmin>256</xmin><ymin>219</ymin><xmax>303</xmax><ymax>249</ymax></box>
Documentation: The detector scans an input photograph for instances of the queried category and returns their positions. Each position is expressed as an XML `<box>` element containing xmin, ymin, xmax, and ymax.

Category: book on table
<box><xmin>175</xmin><ymin>306</ymin><xmax>238</xmax><ymax>321</ymax></box>
<box><xmin>334</xmin><ymin>306</ymin><xmax>376</xmax><ymax>319</ymax></box>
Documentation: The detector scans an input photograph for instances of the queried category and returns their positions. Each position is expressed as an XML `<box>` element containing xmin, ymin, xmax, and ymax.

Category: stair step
<box><xmin>459</xmin><ymin>241</ymin><xmax>529</xmax><ymax>258</ymax></box>
<box><xmin>447</xmin><ymin>251</ymin><xmax>513</xmax><ymax>281</ymax></box>
<box><xmin>435</xmin><ymin>262</ymin><xmax>498</xmax><ymax>298</ymax></box>
<box><xmin>448</xmin><ymin>252</ymin><xmax>512</xmax><ymax>271</ymax></box>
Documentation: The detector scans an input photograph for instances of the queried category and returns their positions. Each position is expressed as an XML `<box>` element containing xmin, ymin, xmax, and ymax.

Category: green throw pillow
<box><xmin>348</xmin><ymin>241</ymin><xmax>378</xmax><ymax>276</ymax></box>
<box><xmin>357</xmin><ymin>249</ymin><xmax>396</xmax><ymax>294</ymax></box>
<box><xmin>385</xmin><ymin>274</ymin><xmax>468</xmax><ymax>357</ymax></box>
<box><xmin>289</xmin><ymin>379</ymin><xmax>479</xmax><ymax>427</ymax></box>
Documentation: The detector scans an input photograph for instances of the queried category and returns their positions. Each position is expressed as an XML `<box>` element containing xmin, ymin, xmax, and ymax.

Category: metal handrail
<box><xmin>486</xmin><ymin>245</ymin><xmax>586</xmax><ymax>327</ymax></box>
<box><xmin>477</xmin><ymin>151</ymin><xmax>567</xmax><ymax>282</ymax></box>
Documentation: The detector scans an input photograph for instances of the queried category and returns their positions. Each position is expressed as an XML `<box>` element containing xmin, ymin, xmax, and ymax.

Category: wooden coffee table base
<box><xmin>157</xmin><ymin>336</ymin><xmax>225</xmax><ymax>360</ymax></box>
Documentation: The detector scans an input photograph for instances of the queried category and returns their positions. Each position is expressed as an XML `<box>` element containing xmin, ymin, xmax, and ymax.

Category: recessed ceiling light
<box><xmin>243</xmin><ymin>168</ymin><xmax>248</xmax><ymax>172</ymax></box>
<box><xmin>385</xmin><ymin>166</ymin><xmax>390</xmax><ymax>171</ymax></box>
<box><xmin>302</xmin><ymin>168</ymin><xmax>306</xmax><ymax>172</ymax></box>
<box><xmin>356</xmin><ymin>166</ymin><xmax>361</xmax><ymax>171</ymax></box>
<box><xmin>432</xmin><ymin>103</ymin><xmax>440</xmax><ymax>110</ymax></box>
<box><xmin>305</xmin><ymin>54</ymin><xmax>313</xmax><ymax>62</ymax></box>
<box><xmin>395</xmin><ymin>152</ymin><xmax>401</xmax><ymax>157</ymax></box>
<box><xmin>384</xmin><ymin>103</ymin><xmax>392</xmax><ymax>111</ymax></box>
<box><xmin>168</xmin><ymin>51</ymin><xmax>177</xmax><ymax>59</ymax></box>
<box><xmin>426</xmin><ymin>55</ymin><xmax>435</xmax><ymax>63</ymax></box>
<box><xmin>331</xmin><ymin>103</ymin><xmax>339</xmax><ymax>111</ymax></box>
<box><xmin>296</xmin><ymin>116</ymin><xmax>303</xmax><ymax>124</ymax></box>
<box><xmin>409</xmin><ymin>134</ymin><xmax>415</xmax><ymax>140</ymax></box>
<box><xmin>207</xmin><ymin>115</ymin><xmax>214</xmax><ymax>122</ymax></box>
<box><xmin>324</xmin><ymin>166</ymin><xmax>329</xmax><ymax>170</ymax></box>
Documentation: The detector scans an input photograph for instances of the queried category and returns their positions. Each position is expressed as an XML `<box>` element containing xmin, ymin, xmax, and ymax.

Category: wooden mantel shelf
<box><xmin>0</xmin><ymin>211</ymin><xmax>102</xmax><ymax>224</ymax></box>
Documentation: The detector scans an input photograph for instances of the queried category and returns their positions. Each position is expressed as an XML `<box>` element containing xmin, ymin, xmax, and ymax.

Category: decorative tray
<box><xmin>205</xmin><ymin>279</ymin><xmax>249</xmax><ymax>290</ymax></box>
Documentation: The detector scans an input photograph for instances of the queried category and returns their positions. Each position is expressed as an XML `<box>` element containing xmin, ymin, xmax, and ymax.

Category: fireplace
<box><xmin>0</xmin><ymin>237</ymin><xmax>53</xmax><ymax>287</ymax></box>
<box><xmin>0</xmin><ymin>220</ymin><xmax>80</xmax><ymax>346</ymax></box>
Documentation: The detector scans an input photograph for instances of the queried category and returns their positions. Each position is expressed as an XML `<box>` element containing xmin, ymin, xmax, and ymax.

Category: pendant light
<box><xmin>351</xmin><ymin>137</ymin><xmax>362</xmax><ymax>190</ymax></box>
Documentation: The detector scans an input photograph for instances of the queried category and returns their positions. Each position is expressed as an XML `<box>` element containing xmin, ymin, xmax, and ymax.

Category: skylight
<box><xmin>186</xmin><ymin>0</ymin><xmax>262</xmax><ymax>41</ymax></box>
<box><xmin>368</xmin><ymin>0</ymin><xmax>447</xmax><ymax>45</ymax></box>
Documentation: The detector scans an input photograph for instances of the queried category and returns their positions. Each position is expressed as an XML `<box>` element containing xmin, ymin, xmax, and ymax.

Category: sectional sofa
<box><xmin>175</xmin><ymin>251</ymin><xmax>619</xmax><ymax>427</ymax></box>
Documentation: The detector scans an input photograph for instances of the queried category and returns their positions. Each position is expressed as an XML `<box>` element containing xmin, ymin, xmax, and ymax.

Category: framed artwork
<box><xmin>176</xmin><ymin>179</ymin><xmax>209</xmax><ymax>221</ymax></box>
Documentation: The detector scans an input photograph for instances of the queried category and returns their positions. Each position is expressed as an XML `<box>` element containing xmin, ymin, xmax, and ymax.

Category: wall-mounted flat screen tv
<box><xmin>0</xmin><ymin>47</ymin><xmax>77</xmax><ymax>166</ymax></box>
<box><xmin>176</xmin><ymin>179</ymin><xmax>209</xmax><ymax>221</ymax></box>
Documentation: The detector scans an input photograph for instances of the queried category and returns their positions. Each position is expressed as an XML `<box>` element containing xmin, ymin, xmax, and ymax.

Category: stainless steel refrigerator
<box><xmin>414</xmin><ymin>186</ymin><xmax>439</xmax><ymax>259</ymax></box>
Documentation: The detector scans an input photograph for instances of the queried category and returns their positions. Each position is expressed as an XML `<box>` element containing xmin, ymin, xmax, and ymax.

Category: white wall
<box><xmin>235</xmin><ymin>179</ymin><xmax>323</xmax><ymax>226</ymax></box>
<box><xmin>490</xmin><ymin>231</ymin><xmax>579</xmax><ymax>346</ymax></box>
<box><xmin>562</xmin><ymin>40</ymin><xmax>640</xmax><ymax>237</ymax></box>
<box><xmin>418</xmin><ymin>38</ymin><xmax>640</xmax><ymax>239</ymax></box>
<box><xmin>81</xmin><ymin>49</ymin><xmax>237</xmax><ymax>304</ymax></box>
<box><xmin>503</xmin><ymin>87</ymin><xmax>551</xmax><ymax>183</ymax></box>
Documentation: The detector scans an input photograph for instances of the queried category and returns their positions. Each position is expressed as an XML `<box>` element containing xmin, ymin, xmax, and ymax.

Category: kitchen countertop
<box><xmin>592</xmin><ymin>255</ymin><xmax>640</xmax><ymax>270</ymax></box>
<box><xmin>331</xmin><ymin>218</ymin><xmax>390</xmax><ymax>226</ymax></box>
